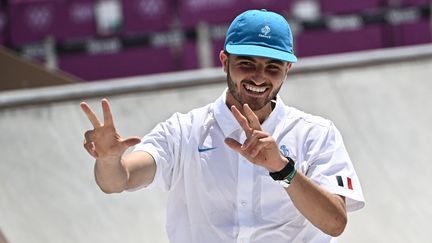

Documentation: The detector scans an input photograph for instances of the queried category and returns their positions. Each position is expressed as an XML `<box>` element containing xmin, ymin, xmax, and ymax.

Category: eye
<box><xmin>267</xmin><ymin>65</ymin><xmax>282</xmax><ymax>73</ymax></box>
<box><xmin>237</xmin><ymin>61</ymin><xmax>255</xmax><ymax>70</ymax></box>
<box><xmin>239</xmin><ymin>61</ymin><xmax>253</xmax><ymax>67</ymax></box>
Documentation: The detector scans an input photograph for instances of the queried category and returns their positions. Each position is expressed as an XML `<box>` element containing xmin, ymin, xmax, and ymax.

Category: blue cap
<box><xmin>224</xmin><ymin>9</ymin><xmax>297</xmax><ymax>63</ymax></box>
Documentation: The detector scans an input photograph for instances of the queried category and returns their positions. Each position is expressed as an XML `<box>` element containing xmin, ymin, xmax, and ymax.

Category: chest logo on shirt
<box><xmin>279</xmin><ymin>144</ymin><xmax>290</xmax><ymax>157</ymax></box>
<box><xmin>198</xmin><ymin>146</ymin><xmax>217</xmax><ymax>153</ymax></box>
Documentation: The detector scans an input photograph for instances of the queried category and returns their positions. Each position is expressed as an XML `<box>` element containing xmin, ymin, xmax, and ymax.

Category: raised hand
<box><xmin>80</xmin><ymin>99</ymin><xmax>141</xmax><ymax>160</ymax></box>
<box><xmin>224</xmin><ymin>104</ymin><xmax>287</xmax><ymax>172</ymax></box>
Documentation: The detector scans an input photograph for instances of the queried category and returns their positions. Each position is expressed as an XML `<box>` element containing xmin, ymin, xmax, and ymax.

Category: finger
<box><xmin>121</xmin><ymin>137</ymin><xmax>141</xmax><ymax>148</ymax></box>
<box><xmin>80</xmin><ymin>102</ymin><xmax>102</xmax><ymax>128</ymax></box>
<box><xmin>230</xmin><ymin>106</ymin><xmax>253</xmax><ymax>135</ymax></box>
<box><xmin>241</xmin><ymin>130</ymin><xmax>267</xmax><ymax>151</ymax></box>
<box><xmin>101</xmin><ymin>99</ymin><xmax>115</xmax><ymax>127</ymax></box>
<box><xmin>250</xmin><ymin>137</ymin><xmax>273</xmax><ymax>158</ymax></box>
<box><xmin>224</xmin><ymin>137</ymin><xmax>243</xmax><ymax>153</ymax></box>
<box><xmin>243</xmin><ymin>104</ymin><xmax>262</xmax><ymax>130</ymax></box>
<box><xmin>83</xmin><ymin>141</ymin><xmax>99</xmax><ymax>158</ymax></box>
<box><xmin>84</xmin><ymin>130</ymin><xmax>95</xmax><ymax>142</ymax></box>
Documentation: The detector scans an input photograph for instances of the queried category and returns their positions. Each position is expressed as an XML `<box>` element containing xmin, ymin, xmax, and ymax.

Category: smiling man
<box><xmin>81</xmin><ymin>9</ymin><xmax>364</xmax><ymax>243</ymax></box>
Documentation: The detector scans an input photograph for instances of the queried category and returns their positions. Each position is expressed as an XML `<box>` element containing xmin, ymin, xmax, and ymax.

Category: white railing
<box><xmin>1</xmin><ymin>43</ymin><xmax>432</xmax><ymax>109</ymax></box>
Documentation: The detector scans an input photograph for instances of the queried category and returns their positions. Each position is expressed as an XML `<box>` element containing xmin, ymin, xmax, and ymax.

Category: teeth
<box><xmin>245</xmin><ymin>84</ymin><xmax>266</xmax><ymax>93</ymax></box>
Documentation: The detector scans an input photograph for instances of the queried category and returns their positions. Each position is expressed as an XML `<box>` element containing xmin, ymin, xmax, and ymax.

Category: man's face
<box><xmin>221</xmin><ymin>52</ymin><xmax>291</xmax><ymax>111</ymax></box>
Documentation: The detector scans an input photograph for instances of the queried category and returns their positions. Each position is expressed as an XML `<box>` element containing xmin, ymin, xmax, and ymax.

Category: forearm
<box><xmin>94</xmin><ymin>151</ymin><xmax>157</xmax><ymax>193</ymax></box>
<box><xmin>287</xmin><ymin>172</ymin><xmax>347</xmax><ymax>236</ymax></box>
<box><xmin>122</xmin><ymin>151</ymin><xmax>157</xmax><ymax>190</ymax></box>
<box><xmin>94</xmin><ymin>156</ymin><xmax>129</xmax><ymax>194</ymax></box>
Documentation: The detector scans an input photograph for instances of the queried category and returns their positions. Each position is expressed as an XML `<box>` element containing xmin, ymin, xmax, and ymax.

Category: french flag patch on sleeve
<box><xmin>336</xmin><ymin>175</ymin><xmax>353</xmax><ymax>190</ymax></box>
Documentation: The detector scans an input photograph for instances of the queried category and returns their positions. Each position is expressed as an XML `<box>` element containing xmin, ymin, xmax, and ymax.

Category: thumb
<box><xmin>224</xmin><ymin>137</ymin><xmax>242</xmax><ymax>153</ymax></box>
<box><xmin>122</xmin><ymin>137</ymin><xmax>141</xmax><ymax>148</ymax></box>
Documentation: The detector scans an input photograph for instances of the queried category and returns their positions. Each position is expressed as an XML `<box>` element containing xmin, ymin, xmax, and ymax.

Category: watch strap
<box><xmin>269</xmin><ymin>156</ymin><xmax>295</xmax><ymax>181</ymax></box>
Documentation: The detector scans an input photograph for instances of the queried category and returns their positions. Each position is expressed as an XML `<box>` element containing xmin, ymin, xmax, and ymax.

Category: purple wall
<box><xmin>0</xmin><ymin>5</ymin><xmax>6</xmax><ymax>45</ymax></box>
<box><xmin>320</xmin><ymin>0</ymin><xmax>383</xmax><ymax>14</ymax></box>
<box><xmin>59</xmin><ymin>46</ymin><xmax>178</xmax><ymax>80</ymax></box>
<box><xmin>121</xmin><ymin>0</ymin><xmax>173</xmax><ymax>36</ymax></box>
<box><xmin>181</xmin><ymin>39</ymin><xmax>225</xmax><ymax>71</ymax></box>
<box><xmin>3</xmin><ymin>0</ymin><xmax>431</xmax><ymax>79</ymax></box>
<box><xmin>178</xmin><ymin>0</ymin><xmax>292</xmax><ymax>28</ymax></box>
<box><xmin>178</xmin><ymin>0</ymin><xmax>241</xmax><ymax>28</ymax></box>
<box><xmin>295</xmin><ymin>25</ymin><xmax>387</xmax><ymax>57</ymax></box>
<box><xmin>8</xmin><ymin>0</ymin><xmax>61</xmax><ymax>45</ymax></box>
<box><xmin>243</xmin><ymin>0</ymin><xmax>292</xmax><ymax>15</ymax></box>
<box><xmin>391</xmin><ymin>19</ymin><xmax>432</xmax><ymax>46</ymax></box>
<box><xmin>56</xmin><ymin>0</ymin><xmax>96</xmax><ymax>41</ymax></box>
<box><xmin>397</xmin><ymin>0</ymin><xmax>430</xmax><ymax>6</ymax></box>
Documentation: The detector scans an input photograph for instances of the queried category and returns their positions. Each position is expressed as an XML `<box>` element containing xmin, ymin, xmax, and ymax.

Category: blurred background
<box><xmin>0</xmin><ymin>1</ymin><xmax>432</xmax><ymax>243</ymax></box>
<box><xmin>0</xmin><ymin>0</ymin><xmax>430</xmax><ymax>83</ymax></box>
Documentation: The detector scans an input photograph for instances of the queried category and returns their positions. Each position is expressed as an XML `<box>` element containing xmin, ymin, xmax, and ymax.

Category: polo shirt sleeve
<box><xmin>302</xmin><ymin>122</ymin><xmax>365</xmax><ymax>212</ymax></box>
<box><xmin>132</xmin><ymin>113</ymin><xmax>183</xmax><ymax>192</ymax></box>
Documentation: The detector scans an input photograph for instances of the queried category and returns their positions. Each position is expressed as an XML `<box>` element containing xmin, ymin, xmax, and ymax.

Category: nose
<box><xmin>251</xmin><ymin>65</ymin><xmax>266</xmax><ymax>85</ymax></box>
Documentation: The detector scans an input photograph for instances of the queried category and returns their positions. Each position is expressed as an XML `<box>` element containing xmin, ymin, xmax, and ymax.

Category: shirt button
<box><xmin>241</xmin><ymin>201</ymin><xmax>247</xmax><ymax>206</ymax></box>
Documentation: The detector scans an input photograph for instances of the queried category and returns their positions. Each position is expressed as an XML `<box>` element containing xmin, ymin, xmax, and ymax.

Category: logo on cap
<box><xmin>259</xmin><ymin>25</ymin><xmax>271</xmax><ymax>39</ymax></box>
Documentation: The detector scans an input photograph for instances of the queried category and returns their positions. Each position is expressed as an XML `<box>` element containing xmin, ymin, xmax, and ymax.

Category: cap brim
<box><xmin>226</xmin><ymin>44</ymin><xmax>297</xmax><ymax>63</ymax></box>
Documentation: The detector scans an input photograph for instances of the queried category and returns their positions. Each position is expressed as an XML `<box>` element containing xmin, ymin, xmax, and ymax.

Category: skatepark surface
<box><xmin>1</xmin><ymin>45</ymin><xmax>432</xmax><ymax>243</ymax></box>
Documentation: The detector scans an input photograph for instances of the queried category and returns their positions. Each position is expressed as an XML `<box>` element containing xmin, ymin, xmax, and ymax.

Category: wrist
<box><xmin>268</xmin><ymin>155</ymin><xmax>289</xmax><ymax>173</ymax></box>
<box><xmin>269</xmin><ymin>156</ymin><xmax>296</xmax><ymax>184</ymax></box>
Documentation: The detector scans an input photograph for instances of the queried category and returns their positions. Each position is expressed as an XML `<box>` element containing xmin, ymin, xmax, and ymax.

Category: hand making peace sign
<box><xmin>80</xmin><ymin>99</ymin><xmax>141</xmax><ymax>160</ymax></box>
<box><xmin>224</xmin><ymin>104</ymin><xmax>287</xmax><ymax>173</ymax></box>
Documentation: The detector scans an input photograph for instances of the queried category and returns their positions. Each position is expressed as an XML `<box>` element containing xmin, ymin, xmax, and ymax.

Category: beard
<box><xmin>226</xmin><ymin>68</ymin><xmax>282</xmax><ymax>111</ymax></box>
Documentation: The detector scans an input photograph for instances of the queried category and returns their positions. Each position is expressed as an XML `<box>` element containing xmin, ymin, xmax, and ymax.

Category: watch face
<box><xmin>279</xmin><ymin>180</ymin><xmax>290</xmax><ymax>188</ymax></box>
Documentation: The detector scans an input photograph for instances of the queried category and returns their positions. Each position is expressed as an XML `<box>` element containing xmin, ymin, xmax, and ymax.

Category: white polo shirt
<box><xmin>134</xmin><ymin>91</ymin><xmax>365</xmax><ymax>243</ymax></box>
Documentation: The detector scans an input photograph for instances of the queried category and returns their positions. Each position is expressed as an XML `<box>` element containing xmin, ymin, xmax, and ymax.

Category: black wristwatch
<box><xmin>269</xmin><ymin>156</ymin><xmax>297</xmax><ymax>185</ymax></box>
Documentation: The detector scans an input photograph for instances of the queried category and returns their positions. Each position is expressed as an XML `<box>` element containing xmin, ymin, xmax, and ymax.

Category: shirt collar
<box><xmin>214</xmin><ymin>89</ymin><xmax>287</xmax><ymax>137</ymax></box>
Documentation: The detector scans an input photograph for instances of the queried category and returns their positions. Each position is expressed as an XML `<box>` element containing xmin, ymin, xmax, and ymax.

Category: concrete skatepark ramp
<box><xmin>1</xmin><ymin>44</ymin><xmax>432</xmax><ymax>242</ymax></box>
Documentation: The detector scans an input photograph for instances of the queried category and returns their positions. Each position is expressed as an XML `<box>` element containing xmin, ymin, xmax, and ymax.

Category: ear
<box><xmin>285</xmin><ymin>63</ymin><xmax>293</xmax><ymax>77</ymax></box>
<box><xmin>287</xmin><ymin>62</ymin><xmax>293</xmax><ymax>71</ymax></box>
<box><xmin>219</xmin><ymin>51</ymin><xmax>229</xmax><ymax>73</ymax></box>
<box><xmin>284</xmin><ymin>62</ymin><xmax>293</xmax><ymax>80</ymax></box>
